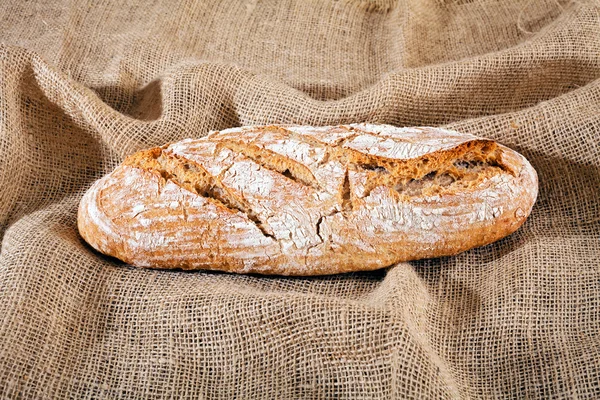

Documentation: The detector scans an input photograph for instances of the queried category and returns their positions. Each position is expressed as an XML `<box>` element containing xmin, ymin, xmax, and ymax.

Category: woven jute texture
<box><xmin>1</xmin><ymin>0</ymin><xmax>599</xmax><ymax>398</ymax></box>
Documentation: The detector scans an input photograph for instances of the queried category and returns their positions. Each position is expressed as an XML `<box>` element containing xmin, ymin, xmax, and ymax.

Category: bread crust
<box><xmin>77</xmin><ymin>124</ymin><xmax>538</xmax><ymax>275</ymax></box>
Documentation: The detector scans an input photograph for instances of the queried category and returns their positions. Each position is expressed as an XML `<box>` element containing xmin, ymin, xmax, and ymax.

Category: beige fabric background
<box><xmin>0</xmin><ymin>0</ymin><xmax>599</xmax><ymax>398</ymax></box>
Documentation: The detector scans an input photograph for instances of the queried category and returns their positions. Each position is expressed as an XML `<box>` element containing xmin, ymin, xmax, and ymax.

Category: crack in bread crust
<box><xmin>215</xmin><ymin>139</ymin><xmax>322</xmax><ymax>190</ymax></box>
<box><xmin>123</xmin><ymin>147</ymin><xmax>276</xmax><ymax>239</ymax></box>
<box><xmin>125</xmin><ymin>128</ymin><xmax>516</xmax><ymax>222</ymax></box>
<box><xmin>211</xmin><ymin>125</ymin><xmax>514</xmax><ymax>200</ymax></box>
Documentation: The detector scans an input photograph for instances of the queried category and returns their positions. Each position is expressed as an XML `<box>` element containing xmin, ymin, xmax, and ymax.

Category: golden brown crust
<box><xmin>77</xmin><ymin>124</ymin><xmax>538</xmax><ymax>275</ymax></box>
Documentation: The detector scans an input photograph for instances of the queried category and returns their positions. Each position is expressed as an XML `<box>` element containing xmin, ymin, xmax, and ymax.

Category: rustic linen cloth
<box><xmin>1</xmin><ymin>0</ymin><xmax>599</xmax><ymax>398</ymax></box>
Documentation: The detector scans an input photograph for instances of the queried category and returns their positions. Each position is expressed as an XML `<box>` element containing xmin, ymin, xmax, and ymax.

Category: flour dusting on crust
<box><xmin>77</xmin><ymin>124</ymin><xmax>538</xmax><ymax>275</ymax></box>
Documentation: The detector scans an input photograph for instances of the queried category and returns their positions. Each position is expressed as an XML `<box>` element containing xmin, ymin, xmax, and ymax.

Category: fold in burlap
<box><xmin>1</xmin><ymin>0</ymin><xmax>599</xmax><ymax>398</ymax></box>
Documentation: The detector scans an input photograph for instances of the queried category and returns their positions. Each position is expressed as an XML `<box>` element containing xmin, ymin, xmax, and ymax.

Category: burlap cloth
<box><xmin>1</xmin><ymin>0</ymin><xmax>599</xmax><ymax>398</ymax></box>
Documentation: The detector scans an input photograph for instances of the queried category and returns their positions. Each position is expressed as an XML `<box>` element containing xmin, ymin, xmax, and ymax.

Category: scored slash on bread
<box><xmin>78</xmin><ymin>124</ymin><xmax>538</xmax><ymax>275</ymax></box>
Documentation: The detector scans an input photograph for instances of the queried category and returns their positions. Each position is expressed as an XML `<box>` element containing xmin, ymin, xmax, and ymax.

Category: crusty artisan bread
<box><xmin>78</xmin><ymin>124</ymin><xmax>538</xmax><ymax>275</ymax></box>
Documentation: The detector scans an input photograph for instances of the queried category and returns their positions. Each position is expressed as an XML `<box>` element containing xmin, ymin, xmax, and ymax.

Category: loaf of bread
<box><xmin>78</xmin><ymin>124</ymin><xmax>538</xmax><ymax>275</ymax></box>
